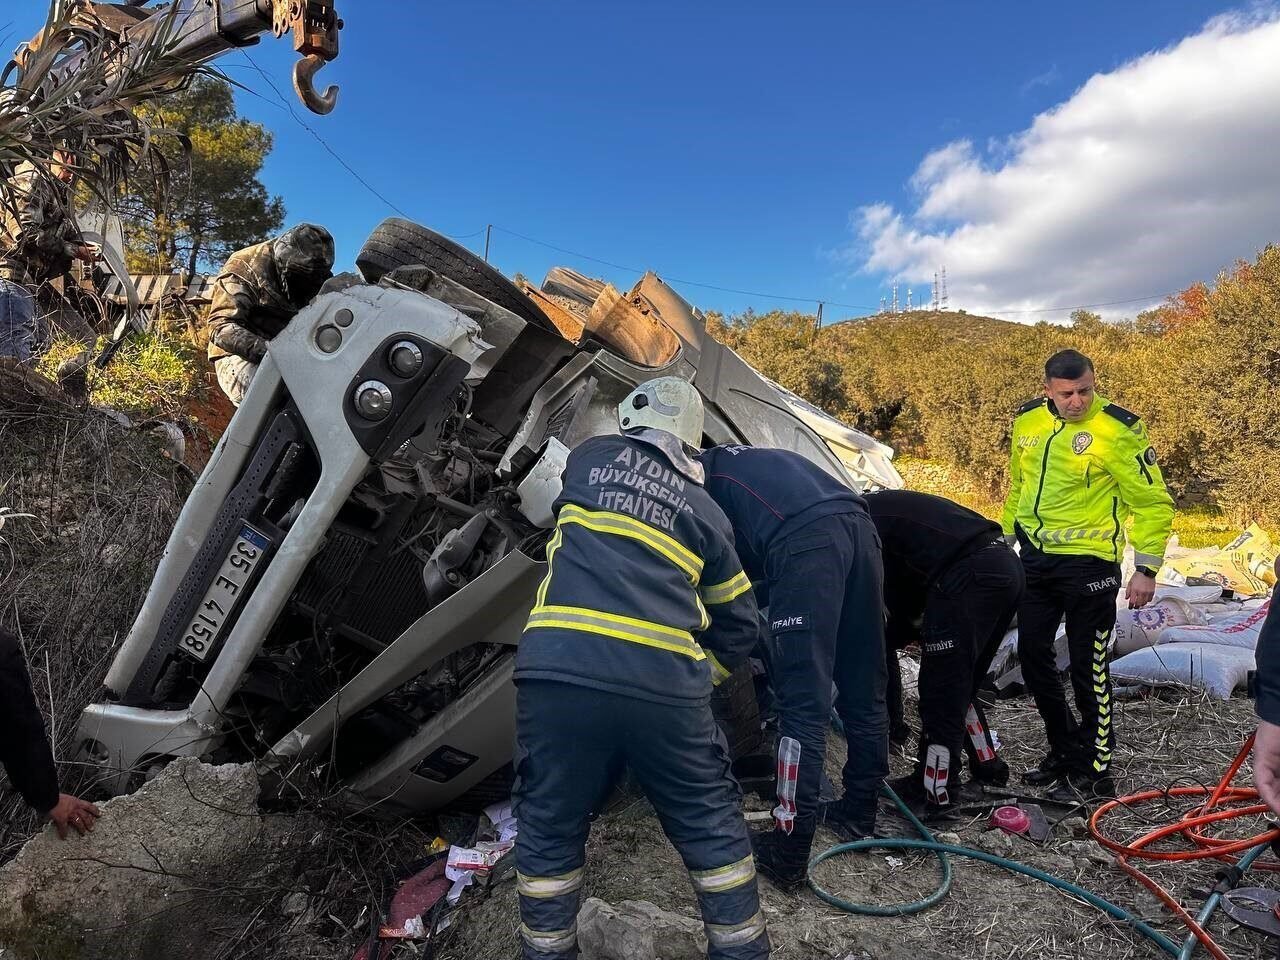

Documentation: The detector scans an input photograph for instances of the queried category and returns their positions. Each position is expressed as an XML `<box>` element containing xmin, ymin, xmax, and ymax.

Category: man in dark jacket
<box><xmin>513</xmin><ymin>377</ymin><xmax>769</xmax><ymax>960</ymax></box>
<box><xmin>206</xmin><ymin>223</ymin><xmax>334</xmax><ymax>405</ymax></box>
<box><xmin>868</xmin><ymin>490</ymin><xmax>1023</xmax><ymax>815</ymax></box>
<box><xmin>698</xmin><ymin>445</ymin><xmax>885</xmax><ymax>890</ymax></box>
<box><xmin>1</xmin><ymin>626</ymin><xmax>100</xmax><ymax>838</ymax></box>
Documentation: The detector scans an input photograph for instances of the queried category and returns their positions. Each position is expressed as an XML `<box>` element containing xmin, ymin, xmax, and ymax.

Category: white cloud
<box><xmin>846</xmin><ymin>11</ymin><xmax>1280</xmax><ymax>320</ymax></box>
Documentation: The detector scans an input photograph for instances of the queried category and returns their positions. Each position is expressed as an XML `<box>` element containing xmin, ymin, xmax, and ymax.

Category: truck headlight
<box><xmin>388</xmin><ymin>340</ymin><xmax>423</xmax><ymax>377</ymax></box>
<box><xmin>353</xmin><ymin>380</ymin><xmax>393</xmax><ymax>420</ymax></box>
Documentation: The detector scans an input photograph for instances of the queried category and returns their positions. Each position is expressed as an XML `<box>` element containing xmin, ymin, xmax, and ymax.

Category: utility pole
<box><xmin>484</xmin><ymin>224</ymin><xmax>492</xmax><ymax>263</ymax></box>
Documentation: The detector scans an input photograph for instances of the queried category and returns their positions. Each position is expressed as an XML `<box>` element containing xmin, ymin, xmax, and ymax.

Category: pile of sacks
<box><xmin>989</xmin><ymin>525</ymin><xmax>1276</xmax><ymax>700</ymax></box>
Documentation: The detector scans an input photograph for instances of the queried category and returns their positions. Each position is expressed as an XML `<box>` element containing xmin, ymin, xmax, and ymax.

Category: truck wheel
<box><xmin>356</xmin><ymin>218</ymin><xmax>552</xmax><ymax>329</ymax></box>
<box><xmin>712</xmin><ymin>662</ymin><xmax>763</xmax><ymax>761</ymax></box>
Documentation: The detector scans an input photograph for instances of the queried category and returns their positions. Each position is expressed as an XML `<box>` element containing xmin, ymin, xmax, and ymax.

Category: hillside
<box><xmin>708</xmin><ymin>244</ymin><xmax>1280</xmax><ymax>526</ymax></box>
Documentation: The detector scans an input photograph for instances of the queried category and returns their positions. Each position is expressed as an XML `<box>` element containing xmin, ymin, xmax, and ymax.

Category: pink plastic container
<box><xmin>990</xmin><ymin>805</ymin><xmax>1031</xmax><ymax>835</ymax></box>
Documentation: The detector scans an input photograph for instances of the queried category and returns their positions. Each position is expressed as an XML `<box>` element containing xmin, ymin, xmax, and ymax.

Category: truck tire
<box><xmin>356</xmin><ymin>218</ymin><xmax>552</xmax><ymax>330</ymax></box>
<box><xmin>712</xmin><ymin>662</ymin><xmax>763</xmax><ymax>761</ymax></box>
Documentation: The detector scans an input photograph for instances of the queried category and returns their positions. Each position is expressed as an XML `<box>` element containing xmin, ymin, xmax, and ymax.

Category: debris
<box><xmin>885</xmin><ymin>855</ymin><xmax>906</xmax><ymax>868</ymax></box>
<box><xmin>1059</xmin><ymin>816</ymin><xmax>1089</xmax><ymax>839</ymax></box>
<box><xmin>283</xmin><ymin>892</ymin><xmax>310</xmax><ymax>917</ymax></box>
<box><xmin>935</xmin><ymin>831</ymin><xmax>962</xmax><ymax>846</ymax></box>
<box><xmin>484</xmin><ymin>799</ymin><xmax>519</xmax><ymax>842</ymax></box>
<box><xmin>577</xmin><ymin>898</ymin><xmax>706</xmax><ymax>960</ymax></box>
<box><xmin>974</xmin><ymin>829</ymin><xmax>1015</xmax><ymax>856</ymax></box>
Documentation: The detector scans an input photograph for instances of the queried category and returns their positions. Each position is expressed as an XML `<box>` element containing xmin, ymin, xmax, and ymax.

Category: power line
<box><xmin>236</xmin><ymin>52</ymin><xmax>484</xmax><ymax>243</ymax></box>
<box><xmin>225</xmin><ymin>63</ymin><xmax>1178</xmax><ymax>320</ymax></box>
<box><xmin>981</xmin><ymin>293</ymin><xmax>1172</xmax><ymax>315</ymax></box>
<box><xmin>490</xmin><ymin>225</ymin><xmax>880</xmax><ymax>312</ymax></box>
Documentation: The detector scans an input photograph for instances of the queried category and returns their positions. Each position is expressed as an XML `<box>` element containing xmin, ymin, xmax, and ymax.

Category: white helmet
<box><xmin>617</xmin><ymin>377</ymin><xmax>704</xmax><ymax>448</ymax></box>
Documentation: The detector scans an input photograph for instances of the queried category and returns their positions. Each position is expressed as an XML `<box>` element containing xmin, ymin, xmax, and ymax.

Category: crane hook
<box><xmin>293</xmin><ymin>53</ymin><xmax>338</xmax><ymax>115</ymax></box>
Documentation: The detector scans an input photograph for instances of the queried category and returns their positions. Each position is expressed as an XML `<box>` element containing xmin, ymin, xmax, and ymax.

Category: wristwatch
<box><xmin>1135</xmin><ymin>565</ymin><xmax>1158</xmax><ymax>578</ymax></box>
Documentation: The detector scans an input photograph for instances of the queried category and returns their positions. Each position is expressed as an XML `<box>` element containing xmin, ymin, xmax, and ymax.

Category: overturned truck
<box><xmin>75</xmin><ymin>219</ymin><xmax>901</xmax><ymax>815</ymax></box>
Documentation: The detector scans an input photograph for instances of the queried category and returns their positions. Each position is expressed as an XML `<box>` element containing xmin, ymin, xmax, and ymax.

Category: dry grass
<box><xmin>0</xmin><ymin>405</ymin><xmax>191</xmax><ymax>857</ymax></box>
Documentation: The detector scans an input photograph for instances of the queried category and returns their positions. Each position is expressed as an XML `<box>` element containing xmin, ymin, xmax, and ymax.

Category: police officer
<box><xmin>697</xmin><ymin>445</ymin><xmax>884</xmax><ymax>889</ymax></box>
<box><xmin>868</xmin><ymin>490</ymin><xmax>1023</xmax><ymax>814</ymax></box>
<box><xmin>513</xmin><ymin>377</ymin><xmax>769</xmax><ymax>960</ymax></box>
<box><xmin>1004</xmin><ymin>349</ymin><xmax>1174</xmax><ymax>802</ymax></box>
<box><xmin>206</xmin><ymin>223</ymin><xmax>334</xmax><ymax>405</ymax></box>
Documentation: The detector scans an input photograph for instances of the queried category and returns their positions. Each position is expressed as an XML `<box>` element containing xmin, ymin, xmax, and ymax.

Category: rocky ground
<box><xmin>440</xmin><ymin>692</ymin><xmax>1271</xmax><ymax>960</ymax></box>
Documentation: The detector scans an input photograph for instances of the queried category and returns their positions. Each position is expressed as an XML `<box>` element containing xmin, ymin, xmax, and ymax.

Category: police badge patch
<box><xmin>1144</xmin><ymin>446</ymin><xmax>1158</xmax><ymax>465</ymax></box>
<box><xmin>1072</xmin><ymin>431</ymin><xmax>1093</xmax><ymax>455</ymax></box>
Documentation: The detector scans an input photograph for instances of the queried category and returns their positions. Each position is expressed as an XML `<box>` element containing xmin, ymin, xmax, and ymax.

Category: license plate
<box><xmin>179</xmin><ymin>523</ymin><xmax>272</xmax><ymax>662</ymax></box>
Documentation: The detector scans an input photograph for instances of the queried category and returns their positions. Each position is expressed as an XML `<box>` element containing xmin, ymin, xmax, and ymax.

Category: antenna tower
<box><xmin>940</xmin><ymin>266</ymin><xmax>949</xmax><ymax>311</ymax></box>
<box><xmin>879</xmin><ymin>296</ymin><xmax>887</xmax><ymax>314</ymax></box>
<box><xmin>906</xmin><ymin>287</ymin><xmax>914</xmax><ymax>311</ymax></box>
<box><xmin>891</xmin><ymin>284</ymin><xmax>899</xmax><ymax>314</ymax></box>
<box><xmin>932</xmin><ymin>272</ymin><xmax>940</xmax><ymax>311</ymax></box>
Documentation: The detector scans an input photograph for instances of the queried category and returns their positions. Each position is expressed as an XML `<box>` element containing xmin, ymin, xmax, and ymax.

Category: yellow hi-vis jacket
<box><xmin>1001</xmin><ymin>394</ymin><xmax>1174</xmax><ymax>569</ymax></box>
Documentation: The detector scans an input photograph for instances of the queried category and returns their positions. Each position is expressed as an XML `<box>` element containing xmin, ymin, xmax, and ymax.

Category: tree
<box><xmin>117</xmin><ymin>77</ymin><xmax>284</xmax><ymax>276</ymax></box>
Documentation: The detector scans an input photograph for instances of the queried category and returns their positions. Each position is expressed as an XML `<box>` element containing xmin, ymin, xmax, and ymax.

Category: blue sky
<box><xmin>11</xmin><ymin>1</ymin><xmax>1276</xmax><ymax>322</ymax></box>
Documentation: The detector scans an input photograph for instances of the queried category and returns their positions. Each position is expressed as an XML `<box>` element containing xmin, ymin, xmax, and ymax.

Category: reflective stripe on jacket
<box><xmin>514</xmin><ymin>433</ymin><xmax>760</xmax><ymax>706</ymax></box>
<box><xmin>1001</xmin><ymin>394</ymin><xmax>1174</xmax><ymax>567</ymax></box>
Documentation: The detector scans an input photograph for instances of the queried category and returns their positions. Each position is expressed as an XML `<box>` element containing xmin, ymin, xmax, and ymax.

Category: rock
<box><xmin>1059</xmin><ymin>816</ymin><xmax>1089</xmax><ymax>838</ymax></box>
<box><xmin>974</xmin><ymin>829</ymin><xmax>1015</xmax><ymax>856</ymax></box>
<box><xmin>934</xmin><ymin>831</ymin><xmax>962</xmax><ymax>846</ymax></box>
<box><xmin>0</xmin><ymin>758</ymin><xmax>298</xmax><ymax>960</ymax></box>
<box><xmin>1039</xmin><ymin>854</ymin><xmax>1076</xmax><ymax>876</ymax></box>
<box><xmin>282</xmin><ymin>892</ymin><xmax>310</xmax><ymax>917</ymax></box>
<box><xmin>578</xmin><ymin>898</ymin><xmax>706</xmax><ymax>960</ymax></box>
<box><xmin>1060</xmin><ymin>839</ymin><xmax>1110</xmax><ymax>866</ymax></box>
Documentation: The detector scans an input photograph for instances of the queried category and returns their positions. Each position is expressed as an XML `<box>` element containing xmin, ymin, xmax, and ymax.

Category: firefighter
<box><xmin>206</xmin><ymin>223</ymin><xmax>334</xmax><ymax>405</ymax></box>
<box><xmin>868</xmin><ymin>489</ymin><xmax>1023</xmax><ymax>815</ymax></box>
<box><xmin>512</xmin><ymin>377</ymin><xmax>769</xmax><ymax>960</ymax></box>
<box><xmin>697</xmin><ymin>445</ymin><xmax>885</xmax><ymax>890</ymax></box>
<box><xmin>1004</xmin><ymin>349</ymin><xmax>1174</xmax><ymax>803</ymax></box>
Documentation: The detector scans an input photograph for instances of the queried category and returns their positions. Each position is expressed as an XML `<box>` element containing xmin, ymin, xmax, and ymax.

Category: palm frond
<box><xmin>0</xmin><ymin>1</ymin><xmax>213</xmax><ymax>200</ymax></box>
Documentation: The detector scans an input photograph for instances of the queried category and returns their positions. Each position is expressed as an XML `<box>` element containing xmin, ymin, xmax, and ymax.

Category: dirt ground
<box><xmin>440</xmin><ymin>691</ymin><xmax>1273</xmax><ymax>960</ymax></box>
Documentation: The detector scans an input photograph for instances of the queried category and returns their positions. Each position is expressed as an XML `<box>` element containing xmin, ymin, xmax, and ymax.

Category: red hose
<box><xmin>1088</xmin><ymin>733</ymin><xmax>1280</xmax><ymax>960</ymax></box>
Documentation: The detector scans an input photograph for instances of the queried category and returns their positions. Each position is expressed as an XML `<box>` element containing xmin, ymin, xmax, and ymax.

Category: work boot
<box><xmin>821</xmin><ymin>796</ymin><xmax>876</xmax><ymax>842</ymax></box>
<box><xmin>750</xmin><ymin>828</ymin><xmax>812</xmax><ymax>893</ymax></box>
<box><xmin>887</xmin><ymin>773</ymin><xmax>962</xmax><ymax>820</ymax></box>
<box><xmin>1023</xmin><ymin>749</ymin><xmax>1072</xmax><ymax>787</ymax></box>
<box><xmin>970</xmin><ymin>757</ymin><xmax>1010</xmax><ymax>787</ymax></box>
<box><xmin>1047</xmin><ymin>771</ymin><xmax>1116</xmax><ymax>805</ymax></box>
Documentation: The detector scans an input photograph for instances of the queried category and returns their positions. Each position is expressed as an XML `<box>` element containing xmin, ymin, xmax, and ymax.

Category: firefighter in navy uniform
<box><xmin>868</xmin><ymin>490</ymin><xmax>1024</xmax><ymax>815</ymax></box>
<box><xmin>513</xmin><ymin>377</ymin><xmax>769</xmax><ymax>960</ymax></box>
<box><xmin>697</xmin><ymin>445</ymin><xmax>886</xmax><ymax>890</ymax></box>
<box><xmin>1004</xmin><ymin>350</ymin><xmax>1174</xmax><ymax>803</ymax></box>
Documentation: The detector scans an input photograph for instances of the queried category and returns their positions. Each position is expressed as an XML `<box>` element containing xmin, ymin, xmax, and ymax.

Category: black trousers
<box><xmin>1015</xmin><ymin>533</ymin><xmax>1121</xmax><ymax>777</ymax></box>
<box><xmin>917</xmin><ymin>541</ymin><xmax>1023</xmax><ymax>777</ymax></box>
<box><xmin>765</xmin><ymin>510</ymin><xmax>886</xmax><ymax>837</ymax></box>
